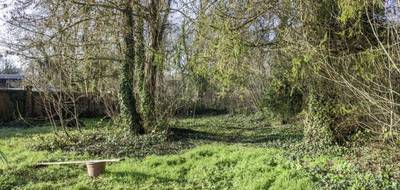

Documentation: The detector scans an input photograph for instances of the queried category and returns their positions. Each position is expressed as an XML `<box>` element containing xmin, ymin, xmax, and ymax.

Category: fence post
<box><xmin>25</xmin><ymin>85</ymin><xmax>33</xmax><ymax>117</ymax></box>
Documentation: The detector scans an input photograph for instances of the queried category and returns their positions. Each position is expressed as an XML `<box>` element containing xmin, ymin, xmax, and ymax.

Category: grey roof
<box><xmin>0</xmin><ymin>74</ymin><xmax>24</xmax><ymax>80</ymax></box>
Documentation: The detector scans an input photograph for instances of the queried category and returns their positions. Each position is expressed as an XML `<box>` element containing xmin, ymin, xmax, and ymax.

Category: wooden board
<box><xmin>37</xmin><ymin>159</ymin><xmax>122</xmax><ymax>166</ymax></box>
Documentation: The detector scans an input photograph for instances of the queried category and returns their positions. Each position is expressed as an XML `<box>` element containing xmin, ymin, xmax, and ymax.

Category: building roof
<box><xmin>0</xmin><ymin>74</ymin><xmax>24</xmax><ymax>80</ymax></box>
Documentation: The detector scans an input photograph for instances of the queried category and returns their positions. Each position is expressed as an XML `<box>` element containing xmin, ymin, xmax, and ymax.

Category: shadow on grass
<box><xmin>0</xmin><ymin>118</ymin><xmax>109</xmax><ymax>139</ymax></box>
<box><xmin>0</xmin><ymin>125</ymin><xmax>52</xmax><ymax>139</ymax></box>
<box><xmin>169</xmin><ymin>127</ymin><xmax>303</xmax><ymax>144</ymax></box>
<box><xmin>109</xmin><ymin>170</ymin><xmax>184</xmax><ymax>184</ymax></box>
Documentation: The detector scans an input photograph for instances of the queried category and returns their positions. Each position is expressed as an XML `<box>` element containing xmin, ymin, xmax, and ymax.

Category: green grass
<box><xmin>0</xmin><ymin>115</ymin><xmax>399</xmax><ymax>189</ymax></box>
<box><xmin>0</xmin><ymin>142</ymin><xmax>314</xmax><ymax>190</ymax></box>
<box><xmin>73</xmin><ymin>145</ymin><xmax>313</xmax><ymax>190</ymax></box>
<box><xmin>171</xmin><ymin>114</ymin><xmax>303</xmax><ymax>148</ymax></box>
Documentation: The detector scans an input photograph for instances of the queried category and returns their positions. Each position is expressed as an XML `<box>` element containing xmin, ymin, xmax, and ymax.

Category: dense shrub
<box><xmin>261</xmin><ymin>79</ymin><xmax>304</xmax><ymax>124</ymax></box>
<box><xmin>175</xmin><ymin>103</ymin><xmax>228</xmax><ymax>117</ymax></box>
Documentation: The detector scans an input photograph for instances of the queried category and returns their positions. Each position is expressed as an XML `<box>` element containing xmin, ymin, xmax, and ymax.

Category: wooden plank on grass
<box><xmin>37</xmin><ymin>159</ymin><xmax>122</xmax><ymax>166</ymax></box>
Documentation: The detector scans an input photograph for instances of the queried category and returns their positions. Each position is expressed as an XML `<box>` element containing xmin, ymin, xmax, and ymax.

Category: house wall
<box><xmin>6</xmin><ymin>80</ymin><xmax>22</xmax><ymax>88</ymax></box>
<box><xmin>0</xmin><ymin>79</ymin><xmax>23</xmax><ymax>88</ymax></box>
<box><xmin>0</xmin><ymin>79</ymin><xmax>7</xmax><ymax>88</ymax></box>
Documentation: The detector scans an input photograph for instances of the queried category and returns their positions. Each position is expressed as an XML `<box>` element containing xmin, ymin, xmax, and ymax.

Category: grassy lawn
<box><xmin>0</xmin><ymin>115</ymin><xmax>397</xmax><ymax>189</ymax></box>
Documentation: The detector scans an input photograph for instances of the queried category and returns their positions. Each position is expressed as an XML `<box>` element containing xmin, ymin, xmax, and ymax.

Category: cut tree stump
<box><xmin>36</xmin><ymin>159</ymin><xmax>122</xmax><ymax>177</ymax></box>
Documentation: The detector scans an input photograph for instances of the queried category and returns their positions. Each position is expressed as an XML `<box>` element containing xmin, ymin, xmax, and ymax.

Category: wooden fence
<box><xmin>0</xmin><ymin>87</ymin><xmax>109</xmax><ymax>122</ymax></box>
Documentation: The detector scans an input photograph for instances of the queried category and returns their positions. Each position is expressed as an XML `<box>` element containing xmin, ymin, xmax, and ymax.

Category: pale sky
<box><xmin>0</xmin><ymin>0</ymin><xmax>22</xmax><ymax>68</ymax></box>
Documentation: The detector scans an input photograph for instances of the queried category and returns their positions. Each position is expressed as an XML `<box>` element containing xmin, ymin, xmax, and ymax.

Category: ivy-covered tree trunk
<box><xmin>135</xmin><ymin>0</ymin><xmax>170</xmax><ymax>132</ymax></box>
<box><xmin>120</xmin><ymin>0</ymin><xmax>144</xmax><ymax>134</ymax></box>
<box><xmin>139</xmin><ymin>0</ymin><xmax>160</xmax><ymax>132</ymax></box>
<box><xmin>133</xmin><ymin>2</ymin><xmax>152</xmax><ymax>133</ymax></box>
<box><xmin>304</xmin><ymin>90</ymin><xmax>335</xmax><ymax>146</ymax></box>
<box><xmin>301</xmin><ymin>0</ymin><xmax>340</xmax><ymax>146</ymax></box>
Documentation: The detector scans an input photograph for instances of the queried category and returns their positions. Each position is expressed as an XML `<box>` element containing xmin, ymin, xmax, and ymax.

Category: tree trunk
<box><xmin>304</xmin><ymin>89</ymin><xmax>334</xmax><ymax>146</ymax></box>
<box><xmin>136</xmin><ymin>0</ymin><xmax>162</xmax><ymax>132</ymax></box>
<box><xmin>133</xmin><ymin>1</ymin><xmax>152</xmax><ymax>132</ymax></box>
<box><xmin>120</xmin><ymin>0</ymin><xmax>144</xmax><ymax>134</ymax></box>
